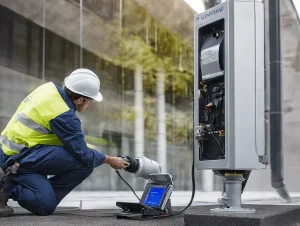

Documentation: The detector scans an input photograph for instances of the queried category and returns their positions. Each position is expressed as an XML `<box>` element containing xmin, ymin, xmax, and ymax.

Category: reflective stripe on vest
<box><xmin>16</xmin><ymin>112</ymin><xmax>54</xmax><ymax>135</ymax></box>
<box><xmin>0</xmin><ymin>135</ymin><xmax>26</xmax><ymax>153</ymax></box>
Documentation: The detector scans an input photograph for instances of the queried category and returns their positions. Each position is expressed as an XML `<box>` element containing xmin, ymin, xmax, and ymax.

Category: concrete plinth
<box><xmin>184</xmin><ymin>205</ymin><xmax>300</xmax><ymax>226</ymax></box>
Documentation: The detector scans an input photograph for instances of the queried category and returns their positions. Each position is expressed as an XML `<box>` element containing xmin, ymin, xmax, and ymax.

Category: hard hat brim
<box><xmin>93</xmin><ymin>92</ymin><xmax>103</xmax><ymax>102</ymax></box>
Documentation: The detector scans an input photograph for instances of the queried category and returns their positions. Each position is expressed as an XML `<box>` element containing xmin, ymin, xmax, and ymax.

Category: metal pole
<box><xmin>202</xmin><ymin>0</ymin><xmax>225</xmax><ymax>10</ymax></box>
<box><xmin>119</xmin><ymin>0</ymin><xmax>123</xmax><ymax>33</ymax></box>
<box><xmin>42</xmin><ymin>0</ymin><xmax>45</xmax><ymax>82</ymax></box>
<box><xmin>80</xmin><ymin>0</ymin><xmax>83</xmax><ymax>67</ymax></box>
<box><xmin>210</xmin><ymin>174</ymin><xmax>255</xmax><ymax>213</ymax></box>
<box><xmin>268</xmin><ymin>0</ymin><xmax>290</xmax><ymax>200</ymax></box>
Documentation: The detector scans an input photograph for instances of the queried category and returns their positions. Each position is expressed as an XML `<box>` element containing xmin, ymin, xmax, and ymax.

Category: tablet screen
<box><xmin>143</xmin><ymin>186</ymin><xmax>166</xmax><ymax>207</ymax></box>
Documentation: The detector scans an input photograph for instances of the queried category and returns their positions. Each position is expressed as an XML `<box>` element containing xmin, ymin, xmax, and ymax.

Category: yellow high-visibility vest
<box><xmin>0</xmin><ymin>82</ymin><xmax>70</xmax><ymax>156</ymax></box>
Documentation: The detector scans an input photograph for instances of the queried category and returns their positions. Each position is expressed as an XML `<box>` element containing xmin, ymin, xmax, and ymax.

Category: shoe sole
<box><xmin>0</xmin><ymin>207</ymin><xmax>14</xmax><ymax>217</ymax></box>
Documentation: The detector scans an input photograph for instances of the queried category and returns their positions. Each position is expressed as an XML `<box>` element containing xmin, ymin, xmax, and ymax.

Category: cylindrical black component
<box><xmin>268</xmin><ymin>0</ymin><xmax>290</xmax><ymax>200</ymax></box>
<box><xmin>202</xmin><ymin>0</ymin><xmax>223</xmax><ymax>10</ymax></box>
<box><xmin>121</xmin><ymin>156</ymin><xmax>139</xmax><ymax>173</ymax></box>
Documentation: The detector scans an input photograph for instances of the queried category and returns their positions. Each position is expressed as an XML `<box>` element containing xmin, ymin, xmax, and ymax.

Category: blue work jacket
<box><xmin>0</xmin><ymin>83</ymin><xmax>106</xmax><ymax>169</ymax></box>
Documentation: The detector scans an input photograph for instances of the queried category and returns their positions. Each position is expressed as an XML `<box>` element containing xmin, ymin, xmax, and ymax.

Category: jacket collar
<box><xmin>53</xmin><ymin>83</ymin><xmax>76</xmax><ymax>111</ymax></box>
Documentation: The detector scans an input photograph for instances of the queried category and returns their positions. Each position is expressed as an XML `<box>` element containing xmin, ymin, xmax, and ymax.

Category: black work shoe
<box><xmin>0</xmin><ymin>189</ymin><xmax>13</xmax><ymax>217</ymax></box>
<box><xmin>0</xmin><ymin>206</ymin><xmax>13</xmax><ymax>217</ymax></box>
<box><xmin>0</xmin><ymin>168</ymin><xmax>5</xmax><ymax>183</ymax></box>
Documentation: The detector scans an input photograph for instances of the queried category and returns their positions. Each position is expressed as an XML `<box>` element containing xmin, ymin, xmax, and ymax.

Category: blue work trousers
<box><xmin>0</xmin><ymin>145</ymin><xmax>93</xmax><ymax>216</ymax></box>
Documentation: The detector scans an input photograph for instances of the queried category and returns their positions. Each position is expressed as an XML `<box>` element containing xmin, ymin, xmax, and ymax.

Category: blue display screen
<box><xmin>143</xmin><ymin>187</ymin><xmax>166</xmax><ymax>207</ymax></box>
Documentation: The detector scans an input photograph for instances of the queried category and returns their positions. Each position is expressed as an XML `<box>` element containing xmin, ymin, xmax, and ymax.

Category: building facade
<box><xmin>0</xmin><ymin>0</ymin><xmax>195</xmax><ymax>191</ymax></box>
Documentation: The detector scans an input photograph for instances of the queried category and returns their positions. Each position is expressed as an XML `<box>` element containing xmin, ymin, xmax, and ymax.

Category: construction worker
<box><xmin>0</xmin><ymin>68</ymin><xmax>129</xmax><ymax>217</ymax></box>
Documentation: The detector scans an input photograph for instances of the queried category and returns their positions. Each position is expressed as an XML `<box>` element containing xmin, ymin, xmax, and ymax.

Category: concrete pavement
<box><xmin>31</xmin><ymin>190</ymin><xmax>300</xmax><ymax>209</ymax></box>
<box><xmin>2</xmin><ymin>191</ymin><xmax>300</xmax><ymax>226</ymax></box>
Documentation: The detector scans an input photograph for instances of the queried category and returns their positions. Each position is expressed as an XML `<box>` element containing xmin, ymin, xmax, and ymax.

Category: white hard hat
<box><xmin>64</xmin><ymin>68</ymin><xmax>103</xmax><ymax>102</ymax></box>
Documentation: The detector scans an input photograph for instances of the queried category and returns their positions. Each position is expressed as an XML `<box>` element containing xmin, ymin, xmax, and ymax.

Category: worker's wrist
<box><xmin>104</xmin><ymin>155</ymin><xmax>112</xmax><ymax>164</ymax></box>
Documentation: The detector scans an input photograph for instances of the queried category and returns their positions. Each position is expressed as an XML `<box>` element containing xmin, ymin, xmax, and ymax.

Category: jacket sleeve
<box><xmin>49</xmin><ymin>111</ymin><xmax>106</xmax><ymax>167</ymax></box>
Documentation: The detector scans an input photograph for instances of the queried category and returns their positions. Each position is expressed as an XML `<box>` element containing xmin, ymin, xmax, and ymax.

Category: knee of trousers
<box><xmin>18</xmin><ymin>195</ymin><xmax>57</xmax><ymax>216</ymax></box>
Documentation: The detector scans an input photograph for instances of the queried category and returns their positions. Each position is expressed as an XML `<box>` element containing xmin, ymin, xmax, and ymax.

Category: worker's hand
<box><xmin>104</xmin><ymin>156</ymin><xmax>130</xmax><ymax>170</ymax></box>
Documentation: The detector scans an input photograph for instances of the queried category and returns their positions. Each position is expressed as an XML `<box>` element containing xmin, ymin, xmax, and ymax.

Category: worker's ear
<box><xmin>74</xmin><ymin>97</ymin><xmax>84</xmax><ymax>105</ymax></box>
